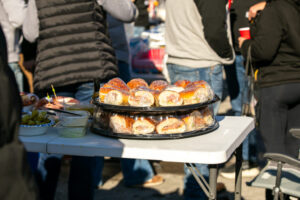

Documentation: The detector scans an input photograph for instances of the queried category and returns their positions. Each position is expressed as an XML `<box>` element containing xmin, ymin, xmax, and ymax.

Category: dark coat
<box><xmin>0</xmin><ymin>26</ymin><xmax>38</xmax><ymax>200</ymax></box>
<box><xmin>241</xmin><ymin>0</ymin><xmax>300</xmax><ymax>88</ymax></box>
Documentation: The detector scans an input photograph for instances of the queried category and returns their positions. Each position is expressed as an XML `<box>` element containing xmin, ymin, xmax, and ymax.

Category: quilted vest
<box><xmin>34</xmin><ymin>0</ymin><xmax>118</xmax><ymax>91</ymax></box>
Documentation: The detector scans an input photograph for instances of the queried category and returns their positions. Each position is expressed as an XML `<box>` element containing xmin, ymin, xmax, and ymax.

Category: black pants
<box><xmin>257</xmin><ymin>83</ymin><xmax>300</xmax><ymax>158</ymax></box>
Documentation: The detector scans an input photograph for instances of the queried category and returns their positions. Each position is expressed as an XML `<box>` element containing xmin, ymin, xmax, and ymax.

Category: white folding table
<box><xmin>20</xmin><ymin>116</ymin><xmax>254</xmax><ymax>200</ymax></box>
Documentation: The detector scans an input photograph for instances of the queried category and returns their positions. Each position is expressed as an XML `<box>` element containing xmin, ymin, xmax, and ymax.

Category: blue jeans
<box><xmin>167</xmin><ymin>63</ymin><xmax>223</xmax><ymax>200</ymax></box>
<box><xmin>9</xmin><ymin>62</ymin><xmax>23</xmax><ymax>92</ymax></box>
<box><xmin>38</xmin><ymin>82</ymin><xmax>154</xmax><ymax>200</ymax></box>
<box><xmin>167</xmin><ymin>63</ymin><xmax>223</xmax><ymax>115</ymax></box>
<box><xmin>224</xmin><ymin>55</ymin><xmax>257</xmax><ymax>162</ymax></box>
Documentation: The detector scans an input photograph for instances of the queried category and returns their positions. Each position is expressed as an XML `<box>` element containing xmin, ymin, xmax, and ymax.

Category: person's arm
<box><xmin>240</xmin><ymin>4</ymin><xmax>282</xmax><ymax>63</ymax></box>
<box><xmin>1</xmin><ymin>0</ymin><xmax>26</xmax><ymax>28</ymax></box>
<box><xmin>22</xmin><ymin>0</ymin><xmax>39</xmax><ymax>42</ymax></box>
<box><xmin>248</xmin><ymin>1</ymin><xmax>266</xmax><ymax>21</ymax></box>
<box><xmin>194</xmin><ymin>0</ymin><xmax>233</xmax><ymax>59</ymax></box>
<box><xmin>97</xmin><ymin>0</ymin><xmax>138</xmax><ymax>23</ymax></box>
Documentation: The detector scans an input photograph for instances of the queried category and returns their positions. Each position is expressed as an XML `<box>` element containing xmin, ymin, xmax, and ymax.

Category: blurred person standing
<box><xmin>239</xmin><ymin>0</ymin><xmax>300</xmax><ymax>158</ymax></box>
<box><xmin>23</xmin><ymin>0</ymin><xmax>161</xmax><ymax>200</ymax></box>
<box><xmin>132</xmin><ymin>0</ymin><xmax>150</xmax><ymax>37</ymax></box>
<box><xmin>0</xmin><ymin>0</ymin><xmax>26</xmax><ymax>92</ymax></box>
<box><xmin>165</xmin><ymin>0</ymin><xmax>235</xmax><ymax>199</ymax></box>
<box><xmin>0</xmin><ymin>25</ymin><xmax>38</xmax><ymax>200</ymax></box>
<box><xmin>220</xmin><ymin>0</ymin><xmax>265</xmax><ymax>179</ymax></box>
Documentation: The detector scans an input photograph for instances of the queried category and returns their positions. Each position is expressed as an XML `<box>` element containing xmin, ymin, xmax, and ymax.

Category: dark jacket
<box><xmin>34</xmin><ymin>0</ymin><xmax>118</xmax><ymax>92</ymax></box>
<box><xmin>230</xmin><ymin>0</ymin><xmax>264</xmax><ymax>53</ymax></box>
<box><xmin>241</xmin><ymin>0</ymin><xmax>300</xmax><ymax>88</ymax></box>
<box><xmin>0</xmin><ymin>26</ymin><xmax>38</xmax><ymax>200</ymax></box>
<box><xmin>134</xmin><ymin>0</ymin><xmax>149</xmax><ymax>28</ymax></box>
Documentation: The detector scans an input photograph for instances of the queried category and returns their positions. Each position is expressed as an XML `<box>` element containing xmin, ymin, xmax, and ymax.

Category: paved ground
<box><xmin>54</xmin><ymin>90</ymin><xmax>267</xmax><ymax>200</ymax></box>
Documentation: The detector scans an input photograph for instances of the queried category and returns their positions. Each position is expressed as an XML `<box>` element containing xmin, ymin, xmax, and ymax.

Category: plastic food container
<box><xmin>57</xmin><ymin>110</ymin><xmax>89</xmax><ymax>138</ymax></box>
<box><xmin>59</xmin><ymin>111</ymin><xmax>89</xmax><ymax>127</ymax></box>
<box><xmin>56</xmin><ymin>125</ymin><xmax>87</xmax><ymax>138</ymax></box>
<box><xmin>91</xmin><ymin>103</ymin><xmax>218</xmax><ymax>140</ymax></box>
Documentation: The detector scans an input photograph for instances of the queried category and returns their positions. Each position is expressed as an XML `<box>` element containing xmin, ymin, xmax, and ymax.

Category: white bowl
<box><xmin>19</xmin><ymin>120</ymin><xmax>54</xmax><ymax>136</ymax></box>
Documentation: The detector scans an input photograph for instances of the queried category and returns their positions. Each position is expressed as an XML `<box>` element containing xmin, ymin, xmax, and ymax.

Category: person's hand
<box><xmin>238</xmin><ymin>37</ymin><xmax>247</xmax><ymax>48</ymax></box>
<box><xmin>248</xmin><ymin>1</ymin><xmax>266</xmax><ymax>21</ymax></box>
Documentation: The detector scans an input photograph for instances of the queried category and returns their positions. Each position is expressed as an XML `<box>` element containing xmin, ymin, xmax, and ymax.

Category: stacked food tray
<box><xmin>90</xmin><ymin>78</ymin><xmax>220</xmax><ymax>140</ymax></box>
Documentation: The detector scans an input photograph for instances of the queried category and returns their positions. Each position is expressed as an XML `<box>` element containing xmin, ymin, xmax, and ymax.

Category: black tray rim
<box><xmin>90</xmin><ymin>121</ymin><xmax>219</xmax><ymax>140</ymax></box>
<box><xmin>92</xmin><ymin>95</ymin><xmax>220</xmax><ymax>113</ymax></box>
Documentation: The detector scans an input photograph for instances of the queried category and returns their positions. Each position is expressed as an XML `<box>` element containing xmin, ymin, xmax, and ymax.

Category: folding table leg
<box><xmin>185</xmin><ymin>163</ymin><xmax>218</xmax><ymax>200</ymax></box>
<box><xmin>235</xmin><ymin>143</ymin><xmax>243</xmax><ymax>200</ymax></box>
<box><xmin>209</xmin><ymin>165</ymin><xmax>218</xmax><ymax>200</ymax></box>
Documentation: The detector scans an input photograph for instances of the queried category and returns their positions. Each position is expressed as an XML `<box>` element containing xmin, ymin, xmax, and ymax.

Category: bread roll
<box><xmin>186</xmin><ymin>80</ymin><xmax>214</xmax><ymax>100</ymax></box>
<box><xmin>158</xmin><ymin>90</ymin><xmax>183</xmax><ymax>106</ymax></box>
<box><xmin>109</xmin><ymin>114</ymin><xmax>133</xmax><ymax>134</ymax></box>
<box><xmin>156</xmin><ymin>118</ymin><xmax>186</xmax><ymax>134</ymax></box>
<box><xmin>127</xmin><ymin>78</ymin><xmax>149</xmax><ymax>90</ymax></box>
<box><xmin>128</xmin><ymin>87</ymin><xmax>155</xmax><ymax>107</ymax></box>
<box><xmin>180</xmin><ymin>86</ymin><xmax>210</xmax><ymax>104</ymax></box>
<box><xmin>103</xmin><ymin>89</ymin><xmax>129</xmax><ymax>105</ymax></box>
<box><xmin>201</xmin><ymin>107</ymin><xmax>214</xmax><ymax>126</ymax></box>
<box><xmin>107</xmin><ymin>78</ymin><xmax>129</xmax><ymax>91</ymax></box>
<box><xmin>164</xmin><ymin>85</ymin><xmax>184</xmax><ymax>93</ymax></box>
<box><xmin>149</xmin><ymin>80</ymin><xmax>169</xmax><ymax>91</ymax></box>
<box><xmin>132</xmin><ymin>117</ymin><xmax>155</xmax><ymax>134</ymax></box>
<box><xmin>174</xmin><ymin>80</ymin><xmax>191</xmax><ymax>88</ymax></box>
<box><xmin>182</xmin><ymin>110</ymin><xmax>206</xmax><ymax>131</ymax></box>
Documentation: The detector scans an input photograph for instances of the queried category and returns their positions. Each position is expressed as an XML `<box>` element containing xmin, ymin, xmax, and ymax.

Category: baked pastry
<box><xmin>164</xmin><ymin>85</ymin><xmax>184</xmax><ymax>93</ymax></box>
<box><xmin>128</xmin><ymin>87</ymin><xmax>155</xmax><ymax>107</ymax></box>
<box><xmin>103</xmin><ymin>89</ymin><xmax>129</xmax><ymax>105</ymax></box>
<box><xmin>156</xmin><ymin>117</ymin><xmax>186</xmax><ymax>134</ymax></box>
<box><xmin>132</xmin><ymin>117</ymin><xmax>156</xmax><ymax>134</ymax></box>
<box><xmin>127</xmin><ymin>78</ymin><xmax>149</xmax><ymax>90</ymax></box>
<box><xmin>107</xmin><ymin>77</ymin><xmax>130</xmax><ymax>91</ymax></box>
<box><xmin>180</xmin><ymin>86</ymin><xmax>210</xmax><ymax>104</ymax></box>
<box><xmin>201</xmin><ymin>107</ymin><xmax>214</xmax><ymax>126</ymax></box>
<box><xmin>186</xmin><ymin>80</ymin><xmax>214</xmax><ymax>100</ymax></box>
<box><xmin>182</xmin><ymin>110</ymin><xmax>206</xmax><ymax>131</ymax></box>
<box><xmin>109</xmin><ymin>114</ymin><xmax>134</xmax><ymax>134</ymax></box>
<box><xmin>158</xmin><ymin>90</ymin><xmax>183</xmax><ymax>106</ymax></box>
<box><xmin>149</xmin><ymin>80</ymin><xmax>169</xmax><ymax>91</ymax></box>
<box><xmin>174</xmin><ymin>80</ymin><xmax>191</xmax><ymax>88</ymax></box>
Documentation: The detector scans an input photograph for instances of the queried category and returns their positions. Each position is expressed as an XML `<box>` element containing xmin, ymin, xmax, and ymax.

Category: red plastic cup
<box><xmin>239</xmin><ymin>27</ymin><xmax>251</xmax><ymax>39</ymax></box>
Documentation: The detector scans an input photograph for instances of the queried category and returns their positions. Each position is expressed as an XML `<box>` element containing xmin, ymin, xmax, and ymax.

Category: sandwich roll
<box><xmin>107</xmin><ymin>78</ymin><xmax>130</xmax><ymax>91</ymax></box>
<box><xmin>201</xmin><ymin>107</ymin><xmax>214</xmax><ymax>126</ymax></box>
<box><xmin>132</xmin><ymin>117</ymin><xmax>156</xmax><ymax>134</ymax></box>
<box><xmin>180</xmin><ymin>86</ymin><xmax>210</xmax><ymax>105</ymax></box>
<box><xmin>128</xmin><ymin>87</ymin><xmax>155</xmax><ymax>107</ymax></box>
<box><xmin>164</xmin><ymin>85</ymin><xmax>184</xmax><ymax>93</ymax></box>
<box><xmin>158</xmin><ymin>90</ymin><xmax>183</xmax><ymax>106</ymax></box>
<box><xmin>186</xmin><ymin>80</ymin><xmax>214</xmax><ymax>100</ymax></box>
<box><xmin>182</xmin><ymin>110</ymin><xmax>206</xmax><ymax>131</ymax></box>
<box><xmin>174</xmin><ymin>80</ymin><xmax>191</xmax><ymax>88</ymax></box>
<box><xmin>149</xmin><ymin>80</ymin><xmax>169</xmax><ymax>91</ymax></box>
<box><xmin>156</xmin><ymin>117</ymin><xmax>186</xmax><ymax>134</ymax></box>
<box><xmin>127</xmin><ymin>78</ymin><xmax>149</xmax><ymax>90</ymax></box>
<box><xmin>109</xmin><ymin>114</ymin><xmax>133</xmax><ymax>134</ymax></box>
<box><xmin>104</xmin><ymin>89</ymin><xmax>129</xmax><ymax>105</ymax></box>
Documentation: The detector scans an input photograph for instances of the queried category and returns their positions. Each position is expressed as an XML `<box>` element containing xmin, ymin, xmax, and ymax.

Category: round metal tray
<box><xmin>90</xmin><ymin>121</ymin><xmax>219</xmax><ymax>140</ymax></box>
<box><xmin>93</xmin><ymin>95</ymin><xmax>220</xmax><ymax>114</ymax></box>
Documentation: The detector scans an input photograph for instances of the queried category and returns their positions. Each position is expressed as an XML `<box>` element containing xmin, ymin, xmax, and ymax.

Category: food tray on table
<box><xmin>90</xmin><ymin>120</ymin><xmax>219</xmax><ymax>140</ymax></box>
<box><xmin>91</xmin><ymin>96</ymin><xmax>220</xmax><ymax>140</ymax></box>
<box><xmin>92</xmin><ymin>95</ymin><xmax>220</xmax><ymax>114</ymax></box>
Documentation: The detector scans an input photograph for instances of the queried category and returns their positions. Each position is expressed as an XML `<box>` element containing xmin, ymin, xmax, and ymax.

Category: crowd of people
<box><xmin>0</xmin><ymin>0</ymin><xmax>299</xmax><ymax>200</ymax></box>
